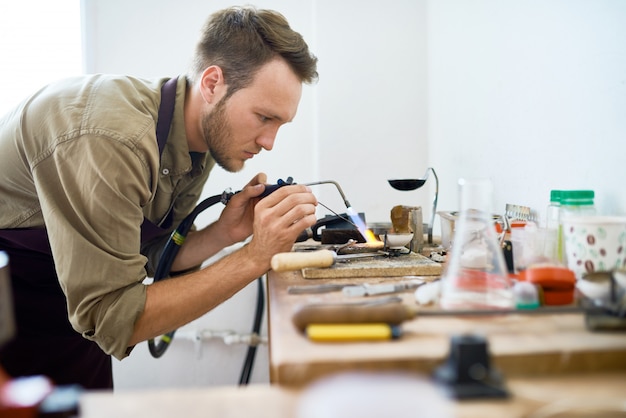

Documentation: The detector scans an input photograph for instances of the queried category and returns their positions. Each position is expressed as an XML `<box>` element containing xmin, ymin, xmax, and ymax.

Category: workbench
<box><xmin>266</xmin><ymin>267</ymin><xmax>626</xmax><ymax>387</ymax></box>
<box><xmin>80</xmin><ymin>263</ymin><xmax>626</xmax><ymax>417</ymax></box>
<box><xmin>80</xmin><ymin>373</ymin><xmax>626</xmax><ymax>418</ymax></box>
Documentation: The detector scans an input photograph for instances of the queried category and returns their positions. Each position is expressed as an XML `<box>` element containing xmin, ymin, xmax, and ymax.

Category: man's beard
<box><xmin>201</xmin><ymin>98</ymin><xmax>242</xmax><ymax>173</ymax></box>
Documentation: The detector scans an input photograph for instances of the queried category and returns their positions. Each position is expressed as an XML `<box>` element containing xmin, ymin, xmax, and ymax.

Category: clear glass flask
<box><xmin>439</xmin><ymin>179</ymin><xmax>514</xmax><ymax>310</ymax></box>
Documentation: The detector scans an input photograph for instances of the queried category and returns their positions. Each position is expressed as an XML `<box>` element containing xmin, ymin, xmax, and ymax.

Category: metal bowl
<box><xmin>388</xmin><ymin>179</ymin><xmax>426</xmax><ymax>191</ymax></box>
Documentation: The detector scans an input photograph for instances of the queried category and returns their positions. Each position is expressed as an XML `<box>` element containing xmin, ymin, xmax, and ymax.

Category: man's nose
<box><xmin>257</xmin><ymin>127</ymin><xmax>279</xmax><ymax>151</ymax></box>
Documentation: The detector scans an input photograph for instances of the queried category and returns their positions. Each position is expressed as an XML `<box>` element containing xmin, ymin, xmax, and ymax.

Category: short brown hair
<box><xmin>190</xmin><ymin>6</ymin><xmax>318</xmax><ymax>96</ymax></box>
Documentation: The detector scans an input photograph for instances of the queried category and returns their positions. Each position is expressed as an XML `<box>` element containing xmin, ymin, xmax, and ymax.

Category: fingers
<box><xmin>254</xmin><ymin>185</ymin><xmax>317</xmax><ymax>235</ymax></box>
<box><xmin>247</xmin><ymin>172</ymin><xmax>267</xmax><ymax>187</ymax></box>
<box><xmin>282</xmin><ymin>204</ymin><xmax>318</xmax><ymax>229</ymax></box>
<box><xmin>246</xmin><ymin>185</ymin><xmax>319</xmax><ymax>258</ymax></box>
<box><xmin>258</xmin><ymin>185</ymin><xmax>318</xmax><ymax>222</ymax></box>
<box><xmin>242</xmin><ymin>172</ymin><xmax>269</xmax><ymax>194</ymax></box>
<box><xmin>232</xmin><ymin>174</ymin><xmax>269</xmax><ymax>203</ymax></box>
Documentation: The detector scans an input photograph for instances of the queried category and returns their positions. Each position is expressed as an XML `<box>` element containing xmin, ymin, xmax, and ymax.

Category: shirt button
<box><xmin>162</xmin><ymin>168</ymin><xmax>170</xmax><ymax>175</ymax></box>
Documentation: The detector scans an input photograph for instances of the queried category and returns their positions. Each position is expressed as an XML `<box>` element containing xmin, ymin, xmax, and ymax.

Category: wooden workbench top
<box><xmin>267</xmin><ymin>269</ymin><xmax>626</xmax><ymax>387</ymax></box>
<box><xmin>81</xmin><ymin>373</ymin><xmax>626</xmax><ymax>418</ymax></box>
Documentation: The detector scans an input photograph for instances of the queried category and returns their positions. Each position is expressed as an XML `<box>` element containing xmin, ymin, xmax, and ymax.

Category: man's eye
<box><xmin>259</xmin><ymin>115</ymin><xmax>270</xmax><ymax>122</ymax></box>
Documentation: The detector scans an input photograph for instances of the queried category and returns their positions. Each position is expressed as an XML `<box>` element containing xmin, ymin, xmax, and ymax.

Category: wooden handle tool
<box><xmin>292</xmin><ymin>302</ymin><xmax>417</xmax><ymax>332</ymax></box>
<box><xmin>271</xmin><ymin>250</ymin><xmax>336</xmax><ymax>272</ymax></box>
<box><xmin>271</xmin><ymin>249</ymin><xmax>378</xmax><ymax>272</ymax></box>
<box><xmin>291</xmin><ymin>302</ymin><xmax>597</xmax><ymax>333</ymax></box>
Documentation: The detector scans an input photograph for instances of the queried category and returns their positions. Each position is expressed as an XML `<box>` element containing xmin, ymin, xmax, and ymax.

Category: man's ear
<box><xmin>199</xmin><ymin>65</ymin><xmax>225</xmax><ymax>103</ymax></box>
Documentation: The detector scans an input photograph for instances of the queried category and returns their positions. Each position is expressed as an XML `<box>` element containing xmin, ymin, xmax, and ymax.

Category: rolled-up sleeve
<box><xmin>34</xmin><ymin>127</ymin><xmax>157</xmax><ymax>360</ymax></box>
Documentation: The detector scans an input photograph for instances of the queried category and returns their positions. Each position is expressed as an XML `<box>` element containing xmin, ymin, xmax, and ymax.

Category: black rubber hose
<box><xmin>148</xmin><ymin>182</ymin><xmax>281</xmax><ymax>368</ymax></box>
<box><xmin>148</xmin><ymin>192</ymin><xmax>229</xmax><ymax>358</ymax></box>
<box><xmin>152</xmin><ymin>193</ymin><xmax>225</xmax><ymax>283</ymax></box>
<box><xmin>238</xmin><ymin>276</ymin><xmax>265</xmax><ymax>385</ymax></box>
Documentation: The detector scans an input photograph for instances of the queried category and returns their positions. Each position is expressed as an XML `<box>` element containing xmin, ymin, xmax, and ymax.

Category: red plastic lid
<box><xmin>542</xmin><ymin>288</ymin><xmax>575</xmax><ymax>305</ymax></box>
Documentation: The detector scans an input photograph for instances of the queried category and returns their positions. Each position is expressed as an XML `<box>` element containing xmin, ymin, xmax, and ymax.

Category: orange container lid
<box><xmin>518</xmin><ymin>265</ymin><xmax>576</xmax><ymax>290</ymax></box>
<box><xmin>495</xmin><ymin>220</ymin><xmax>528</xmax><ymax>233</ymax></box>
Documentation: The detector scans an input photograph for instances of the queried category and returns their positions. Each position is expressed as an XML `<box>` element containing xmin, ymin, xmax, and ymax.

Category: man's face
<box><xmin>201</xmin><ymin>58</ymin><xmax>303</xmax><ymax>173</ymax></box>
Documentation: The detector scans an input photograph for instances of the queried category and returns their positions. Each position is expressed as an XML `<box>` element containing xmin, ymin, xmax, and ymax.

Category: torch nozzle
<box><xmin>304</xmin><ymin>180</ymin><xmax>351</xmax><ymax>209</ymax></box>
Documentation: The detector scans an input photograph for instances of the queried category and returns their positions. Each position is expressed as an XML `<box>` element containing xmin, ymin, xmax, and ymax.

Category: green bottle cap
<box><xmin>560</xmin><ymin>190</ymin><xmax>594</xmax><ymax>206</ymax></box>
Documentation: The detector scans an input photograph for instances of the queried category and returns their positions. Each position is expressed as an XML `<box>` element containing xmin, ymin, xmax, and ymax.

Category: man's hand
<box><xmin>214</xmin><ymin>173</ymin><xmax>318</xmax><ymax>251</ymax></box>
<box><xmin>212</xmin><ymin>172</ymin><xmax>268</xmax><ymax>246</ymax></box>
<box><xmin>134</xmin><ymin>176</ymin><xmax>317</xmax><ymax>345</ymax></box>
<box><xmin>244</xmin><ymin>180</ymin><xmax>318</xmax><ymax>269</ymax></box>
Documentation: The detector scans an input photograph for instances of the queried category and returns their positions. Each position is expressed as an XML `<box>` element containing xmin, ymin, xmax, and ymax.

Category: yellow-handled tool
<box><xmin>292</xmin><ymin>302</ymin><xmax>416</xmax><ymax>332</ymax></box>
<box><xmin>271</xmin><ymin>249</ymin><xmax>378</xmax><ymax>272</ymax></box>
<box><xmin>306</xmin><ymin>323</ymin><xmax>402</xmax><ymax>342</ymax></box>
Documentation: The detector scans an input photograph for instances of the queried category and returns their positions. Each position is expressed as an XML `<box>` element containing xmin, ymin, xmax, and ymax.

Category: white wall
<box><xmin>82</xmin><ymin>0</ymin><xmax>626</xmax><ymax>390</ymax></box>
<box><xmin>0</xmin><ymin>1</ymin><xmax>82</xmax><ymax>115</ymax></box>
<box><xmin>428</xmin><ymin>0</ymin><xmax>626</xmax><ymax>217</ymax></box>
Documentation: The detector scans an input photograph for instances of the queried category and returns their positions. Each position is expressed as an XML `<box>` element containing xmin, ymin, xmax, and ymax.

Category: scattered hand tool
<box><xmin>287</xmin><ymin>283</ymin><xmax>346</xmax><ymax>294</ymax></box>
<box><xmin>342</xmin><ymin>280</ymin><xmax>426</xmax><ymax>297</ymax></box>
<box><xmin>291</xmin><ymin>300</ymin><xmax>612</xmax><ymax>333</ymax></box>
<box><xmin>271</xmin><ymin>249</ymin><xmax>383</xmax><ymax>272</ymax></box>
<box><xmin>306</xmin><ymin>323</ymin><xmax>402</xmax><ymax>342</ymax></box>
<box><xmin>287</xmin><ymin>278</ymin><xmax>429</xmax><ymax>295</ymax></box>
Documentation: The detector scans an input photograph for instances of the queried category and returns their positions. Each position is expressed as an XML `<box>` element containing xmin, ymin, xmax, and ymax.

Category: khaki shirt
<box><xmin>0</xmin><ymin>74</ymin><xmax>215</xmax><ymax>359</ymax></box>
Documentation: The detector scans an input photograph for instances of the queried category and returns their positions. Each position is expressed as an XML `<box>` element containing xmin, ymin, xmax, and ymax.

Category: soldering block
<box><xmin>518</xmin><ymin>266</ymin><xmax>576</xmax><ymax>306</ymax></box>
<box><xmin>390</xmin><ymin>205</ymin><xmax>413</xmax><ymax>234</ymax></box>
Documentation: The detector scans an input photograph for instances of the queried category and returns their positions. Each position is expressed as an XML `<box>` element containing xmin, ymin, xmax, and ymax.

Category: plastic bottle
<box><xmin>546</xmin><ymin>190</ymin><xmax>562</xmax><ymax>230</ymax></box>
<box><xmin>543</xmin><ymin>190</ymin><xmax>561</xmax><ymax>263</ymax></box>
<box><xmin>558</xmin><ymin>190</ymin><xmax>596</xmax><ymax>263</ymax></box>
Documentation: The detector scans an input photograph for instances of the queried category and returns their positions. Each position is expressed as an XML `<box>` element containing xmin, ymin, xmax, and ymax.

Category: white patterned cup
<box><xmin>563</xmin><ymin>216</ymin><xmax>626</xmax><ymax>279</ymax></box>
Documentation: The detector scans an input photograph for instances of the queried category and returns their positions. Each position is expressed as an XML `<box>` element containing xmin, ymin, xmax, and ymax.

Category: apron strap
<box><xmin>155</xmin><ymin>77</ymin><xmax>178</xmax><ymax>157</ymax></box>
<box><xmin>140</xmin><ymin>77</ymin><xmax>179</xmax><ymax>242</ymax></box>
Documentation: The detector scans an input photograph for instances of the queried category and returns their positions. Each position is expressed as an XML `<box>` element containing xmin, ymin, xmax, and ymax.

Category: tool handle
<box><xmin>292</xmin><ymin>303</ymin><xmax>415</xmax><ymax>332</ymax></box>
<box><xmin>271</xmin><ymin>250</ymin><xmax>336</xmax><ymax>272</ymax></box>
<box><xmin>306</xmin><ymin>324</ymin><xmax>401</xmax><ymax>342</ymax></box>
<box><xmin>259</xmin><ymin>177</ymin><xmax>295</xmax><ymax>197</ymax></box>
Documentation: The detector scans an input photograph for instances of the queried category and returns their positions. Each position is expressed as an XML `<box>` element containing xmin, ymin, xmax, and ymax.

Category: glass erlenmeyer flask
<box><xmin>439</xmin><ymin>178</ymin><xmax>514</xmax><ymax>310</ymax></box>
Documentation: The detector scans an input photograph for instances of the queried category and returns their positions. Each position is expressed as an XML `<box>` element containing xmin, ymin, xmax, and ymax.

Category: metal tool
<box><xmin>271</xmin><ymin>249</ymin><xmax>383</xmax><ymax>272</ymax></box>
<box><xmin>287</xmin><ymin>278</ymin><xmax>429</xmax><ymax>296</ymax></box>
<box><xmin>504</xmin><ymin>203</ymin><xmax>536</xmax><ymax>222</ymax></box>
<box><xmin>290</xmin><ymin>300</ymin><xmax>617</xmax><ymax>333</ymax></box>
<box><xmin>306</xmin><ymin>323</ymin><xmax>402</xmax><ymax>342</ymax></box>
<box><xmin>342</xmin><ymin>280</ymin><xmax>426</xmax><ymax>297</ymax></box>
<box><xmin>499</xmin><ymin>203</ymin><xmax>536</xmax><ymax>246</ymax></box>
<box><xmin>304</xmin><ymin>180</ymin><xmax>374</xmax><ymax>240</ymax></box>
<box><xmin>292</xmin><ymin>179</ymin><xmax>375</xmax><ymax>244</ymax></box>
<box><xmin>301</xmin><ymin>296</ymin><xmax>403</xmax><ymax>308</ymax></box>
<box><xmin>287</xmin><ymin>283</ymin><xmax>346</xmax><ymax>294</ymax></box>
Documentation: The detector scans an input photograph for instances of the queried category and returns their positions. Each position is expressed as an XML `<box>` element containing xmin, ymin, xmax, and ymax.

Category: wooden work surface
<box><xmin>80</xmin><ymin>373</ymin><xmax>626</xmax><ymax>418</ymax></box>
<box><xmin>267</xmin><ymin>269</ymin><xmax>626</xmax><ymax>388</ymax></box>
<box><xmin>301</xmin><ymin>252</ymin><xmax>443</xmax><ymax>279</ymax></box>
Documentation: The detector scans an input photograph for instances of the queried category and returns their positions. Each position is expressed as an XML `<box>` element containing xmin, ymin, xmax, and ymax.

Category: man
<box><xmin>0</xmin><ymin>6</ymin><xmax>318</xmax><ymax>389</ymax></box>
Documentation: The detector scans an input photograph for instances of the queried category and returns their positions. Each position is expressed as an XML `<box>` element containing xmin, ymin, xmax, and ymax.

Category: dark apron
<box><xmin>0</xmin><ymin>77</ymin><xmax>178</xmax><ymax>390</ymax></box>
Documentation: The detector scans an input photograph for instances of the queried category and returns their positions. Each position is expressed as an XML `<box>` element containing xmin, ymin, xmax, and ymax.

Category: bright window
<box><xmin>0</xmin><ymin>1</ymin><xmax>82</xmax><ymax>116</ymax></box>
